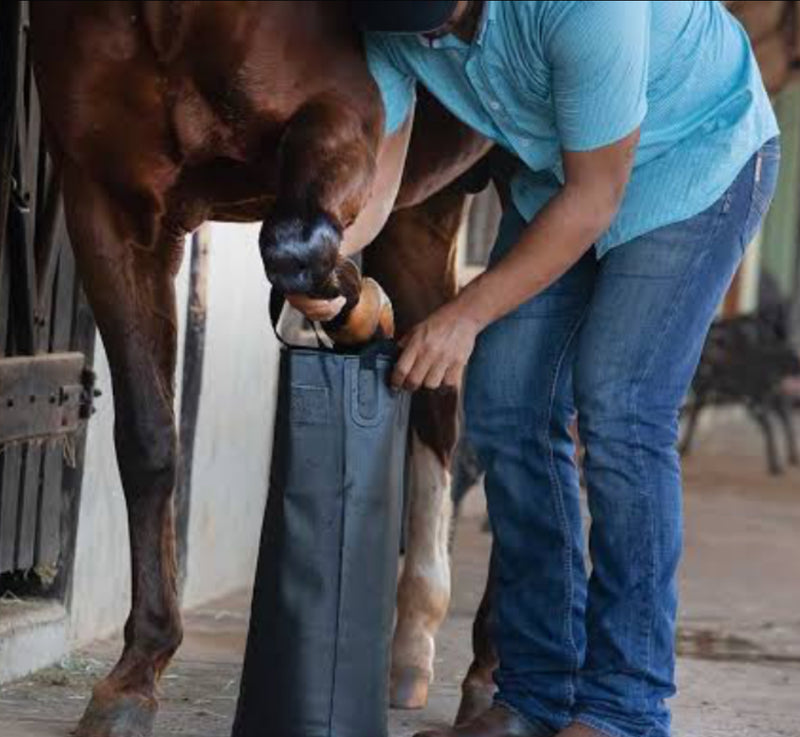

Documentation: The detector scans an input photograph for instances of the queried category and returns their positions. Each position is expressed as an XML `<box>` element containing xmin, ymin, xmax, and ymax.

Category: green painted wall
<box><xmin>760</xmin><ymin>83</ymin><xmax>800</xmax><ymax>299</ymax></box>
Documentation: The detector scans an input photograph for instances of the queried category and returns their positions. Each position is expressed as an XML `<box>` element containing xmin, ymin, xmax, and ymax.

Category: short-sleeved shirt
<box><xmin>366</xmin><ymin>0</ymin><xmax>779</xmax><ymax>256</ymax></box>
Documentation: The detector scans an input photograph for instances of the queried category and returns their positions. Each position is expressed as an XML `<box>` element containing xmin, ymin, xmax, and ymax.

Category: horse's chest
<box><xmin>169</xmin><ymin>78</ymin><xmax>280</xmax><ymax>164</ymax></box>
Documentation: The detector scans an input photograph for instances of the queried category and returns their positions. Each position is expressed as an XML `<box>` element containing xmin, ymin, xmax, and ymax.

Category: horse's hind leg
<box><xmin>63</xmin><ymin>165</ymin><xmax>183</xmax><ymax>737</ymax></box>
<box><xmin>364</xmin><ymin>187</ymin><xmax>467</xmax><ymax>709</ymax></box>
<box><xmin>455</xmin><ymin>546</ymin><xmax>498</xmax><ymax>725</ymax></box>
<box><xmin>392</xmin><ymin>422</ymin><xmax>455</xmax><ymax>708</ymax></box>
<box><xmin>451</xmin><ymin>425</ymin><xmax>485</xmax><ymax>523</ymax></box>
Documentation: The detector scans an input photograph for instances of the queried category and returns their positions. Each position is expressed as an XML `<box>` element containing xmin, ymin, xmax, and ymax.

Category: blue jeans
<box><xmin>464</xmin><ymin>138</ymin><xmax>780</xmax><ymax>737</ymax></box>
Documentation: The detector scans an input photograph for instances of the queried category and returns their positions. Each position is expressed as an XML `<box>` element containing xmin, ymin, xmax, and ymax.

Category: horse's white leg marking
<box><xmin>390</xmin><ymin>430</ymin><xmax>453</xmax><ymax>710</ymax></box>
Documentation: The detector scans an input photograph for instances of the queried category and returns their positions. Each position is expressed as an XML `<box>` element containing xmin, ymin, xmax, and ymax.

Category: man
<box><xmin>292</xmin><ymin>2</ymin><xmax>779</xmax><ymax>736</ymax></box>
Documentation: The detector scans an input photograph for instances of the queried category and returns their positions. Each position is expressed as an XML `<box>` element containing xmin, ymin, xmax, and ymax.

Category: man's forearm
<box><xmin>340</xmin><ymin>112</ymin><xmax>414</xmax><ymax>257</ymax></box>
<box><xmin>455</xmin><ymin>185</ymin><xmax>617</xmax><ymax>330</ymax></box>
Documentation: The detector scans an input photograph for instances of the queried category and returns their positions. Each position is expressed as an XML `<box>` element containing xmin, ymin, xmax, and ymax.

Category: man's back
<box><xmin>366</xmin><ymin>1</ymin><xmax>778</xmax><ymax>253</ymax></box>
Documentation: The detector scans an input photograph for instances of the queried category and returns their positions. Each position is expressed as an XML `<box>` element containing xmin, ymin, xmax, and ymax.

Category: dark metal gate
<box><xmin>0</xmin><ymin>1</ymin><xmax>96</xmax><ymax>598</ymax></box>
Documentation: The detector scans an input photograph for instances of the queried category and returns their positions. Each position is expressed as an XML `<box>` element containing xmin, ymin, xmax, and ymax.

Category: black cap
<box><xmin>351</xmin><ymin>1</ymin><xmax>460</xmax><ymax>34</ymax></box>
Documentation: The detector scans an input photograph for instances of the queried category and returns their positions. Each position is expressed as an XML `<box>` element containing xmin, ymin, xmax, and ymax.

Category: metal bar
<box><xmin>35</xmin><ymin>156</ymin><xmax>64</xmax><ymax>350</ymax></box>
<box><xmin>0</xmin><ymin>1</ymin><xmax>21</xmax><ymax>267</ymax></box>
<box><xmin>8</xmin><ymin>1</ymin><xmax>38</xmax><ymax>356</ymax></box>
<box><xmin>23</xmin><ymin>195</ymin><xmax>63</xmax><ymax>570</ymax></box>
<box><xmin>0</xmin><ymin>239</ymin><xmax>9</xmax><ymax>356</ymax></box>
<box><xmin>50</xmin><ymin>224</ymin><xmax>74</xmax><ymax>352</ymax></box>
<box><xmin>36</xmin><ymin>439</ymin><xmax>61</xmax><ymax>567</ymax></box>
<box><xmin>15</xmin><ymin>442</ymin><xmax>40</xmax><ymax>570</ymax></box>
<box><xmin>176</xmin><ymin>228</ymin><xmax>210</xmax><ymax>597</ymax></box>
<box><xmin>0</xmin><ymin>444</ymin><xmax>22</xmax><ymax>573</ymax></box>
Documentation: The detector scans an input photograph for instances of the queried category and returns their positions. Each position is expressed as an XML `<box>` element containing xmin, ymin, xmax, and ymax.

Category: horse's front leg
<box><xmin>63</xmin><ymin>165</ymin><xmax>184</xmax><ymax>737</ymax></box>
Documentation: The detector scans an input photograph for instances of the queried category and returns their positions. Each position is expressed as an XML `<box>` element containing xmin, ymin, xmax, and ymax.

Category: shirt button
<box><xmin>489</xmin><ymin>100</ymin><xmax>501</xmax><ymax>111</ymax></box>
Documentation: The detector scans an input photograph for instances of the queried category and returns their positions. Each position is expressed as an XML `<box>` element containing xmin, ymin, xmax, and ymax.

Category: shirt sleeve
<box><xmin>542</xmin><ymin>1</ymin><xmax>649</xmax><ymax>152</ymax></box>
<box><xmin>365</xmin><ymin>35</ymin><xmax>417</xmax><ymax>135</ymax></box>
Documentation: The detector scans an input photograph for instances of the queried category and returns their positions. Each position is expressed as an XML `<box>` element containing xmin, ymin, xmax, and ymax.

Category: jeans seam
<box><xmin>574</xmin><ymin>714</ymin><xmax>631</xmax><ymax>737</ymax></box>
<box><xmin>543</xmin><ymin>305</ymin><xmax>589</xmax><ymax>709</ymax></box>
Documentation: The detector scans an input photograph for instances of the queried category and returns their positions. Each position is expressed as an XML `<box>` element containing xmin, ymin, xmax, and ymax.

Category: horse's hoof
<box><xmin>390</xmin><ymin>666</ymin><xmax>430</xmax><ymax>710</ymax></box>
<box><xmin>454</xmin><ymin>681</ymin><xmax>496</xmax><ymax>726</ymax></box>
<box><xmin>74</xmin><ymin>682</ymin><xmax>157</xmax><ymax>737</ymax></box>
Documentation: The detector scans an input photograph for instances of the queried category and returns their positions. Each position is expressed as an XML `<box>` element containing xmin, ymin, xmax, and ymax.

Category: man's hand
<box><xmin>285</xmin><ymin>293</ymin><xmax>346</xmax><ymax>322</ymax></box>
<box><xmin>391</xmin><ymin>302</ymin><xmax>483</xmax><ymax>392</ymax></box>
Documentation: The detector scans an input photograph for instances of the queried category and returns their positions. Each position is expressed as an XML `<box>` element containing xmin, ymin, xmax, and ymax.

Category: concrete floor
<box><xmin>1</xmin><ymin>421</ymin><xmax>799</xmax><ymax>737</ymax></box>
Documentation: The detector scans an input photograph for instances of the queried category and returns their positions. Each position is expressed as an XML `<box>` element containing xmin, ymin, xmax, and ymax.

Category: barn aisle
<box><xmin>1</xmin><ymin>416</ymin><xmax>799</xmax><ymax>737</ymax></box>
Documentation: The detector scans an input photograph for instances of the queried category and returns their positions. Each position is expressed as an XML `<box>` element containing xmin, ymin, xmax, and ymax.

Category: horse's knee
<box><xmin>116</xmin><ymin>430</ymin><xmax>177</xmax><ymax>494</ymax></box>
<box><xmin>114</xmin><ymin>399</ymin><xmax>177</xmax><ymax>494</ymax></box>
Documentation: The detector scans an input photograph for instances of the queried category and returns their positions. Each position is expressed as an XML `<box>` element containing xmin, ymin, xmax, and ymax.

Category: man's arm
<box><xmin>391</xmin><ymin>129</ymin><xmax>639</xmax><ymax>390</ymax></box>
<box><xmin>458</xmin><ymin>0</ymin><xmax>649</xmax><ymax>324</ymax></box>
<box><xmin>339</xmin><ymin>109</ymin><xmax>414</xmax><ymax>258</ymax></box>
<box><xmin>390</xmin><ymin>1</ymin><xmax>650</xmax><ymax>389</ymax></box>
<box><xmin>457</xmin><ymin>128</ymin><xmax>639</xmax><ymax>326</ymax></box>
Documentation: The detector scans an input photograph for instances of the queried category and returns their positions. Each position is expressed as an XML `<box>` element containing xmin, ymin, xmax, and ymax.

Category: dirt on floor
<box><xmin>1</xmin><ymin>418</ymin><xmax>799</xmax><ymax>737</ymax></box>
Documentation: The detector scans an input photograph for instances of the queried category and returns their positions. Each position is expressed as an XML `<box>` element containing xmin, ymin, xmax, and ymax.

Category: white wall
<box><xmin>181</xmin><ymin>223</ymin><xmax>280</xmax><ymax>608</ymax></box>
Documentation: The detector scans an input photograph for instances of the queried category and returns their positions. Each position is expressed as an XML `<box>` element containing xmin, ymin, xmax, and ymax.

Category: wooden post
<box><xmin>176</xmin><ymin>226</ymin><xmax>210</xmax><ymax>599</ymax></box>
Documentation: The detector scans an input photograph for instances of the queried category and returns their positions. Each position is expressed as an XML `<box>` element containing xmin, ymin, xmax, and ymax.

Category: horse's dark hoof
<box><xmin>390</xmin><ymin>665</ymin><xmax>430</xmax><ymax>710</ymax></box>
<box><xmin>454</xmin><ymin>681</ymin><xmax>497</xmax><ymax>726</ymax></box>
<box><xmin>75</xmin><ymin>681</ymin><xmax>157</xmax><ymax>737</ymax></box>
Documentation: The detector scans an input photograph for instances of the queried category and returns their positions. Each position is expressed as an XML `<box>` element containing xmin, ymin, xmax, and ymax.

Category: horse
<box><xmin>28</xmin><ymin>2</ymin><xmax>493</xmax><ymax>735</ymax></box>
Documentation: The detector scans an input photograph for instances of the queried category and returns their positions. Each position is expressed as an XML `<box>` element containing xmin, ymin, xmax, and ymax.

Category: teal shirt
<box><xmin>366</xmin><ymin>0</ymin><xmax>779</xmax><ymax>255</ymax></box>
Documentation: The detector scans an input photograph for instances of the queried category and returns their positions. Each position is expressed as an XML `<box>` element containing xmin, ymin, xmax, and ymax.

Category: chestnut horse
<box><xmin>29</xmin><ymin>2</ymin><xmax>493</xmax><ymax>735</ymax></box>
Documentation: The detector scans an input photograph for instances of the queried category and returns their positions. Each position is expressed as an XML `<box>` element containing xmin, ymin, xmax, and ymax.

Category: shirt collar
<box><xmin>416</xmin><ymin>1</ymin><xmax>494</xmax><ymax>50</ymax></box>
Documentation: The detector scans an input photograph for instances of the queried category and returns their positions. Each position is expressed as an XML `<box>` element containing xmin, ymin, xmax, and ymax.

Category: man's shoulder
<box><xmin>490</xmin><ymin>1</ymin><xmax>590</xmax><ymax>49</ymax></box>
<box><xmin>365</xmin><ymin>32</ymin><xmax>419</xmax><ymax>63</ymax></box>
<box><xmin>503</xmin><ymin>0</ymin><xmax>647</xmax><ymax>29</ymax></box>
